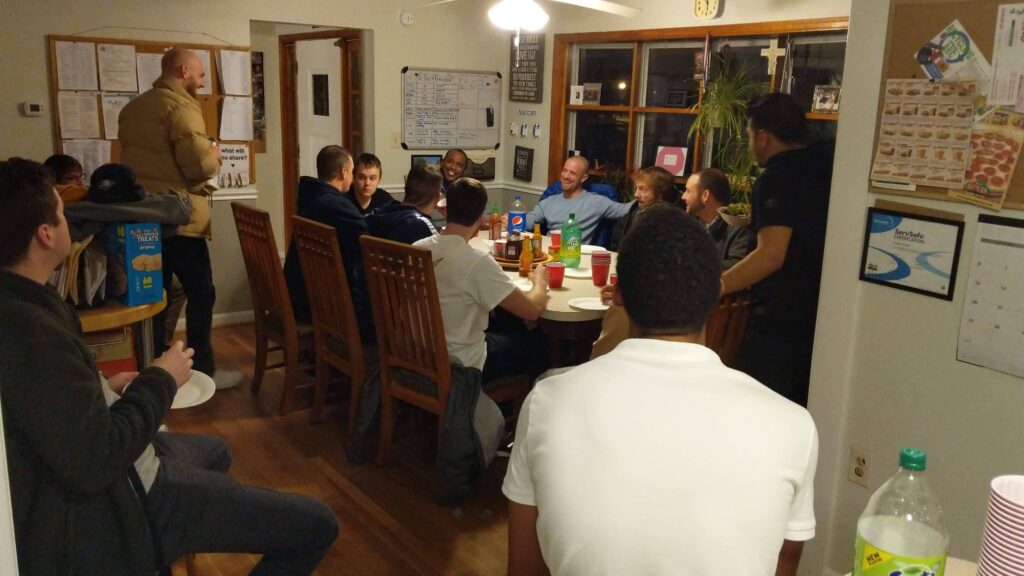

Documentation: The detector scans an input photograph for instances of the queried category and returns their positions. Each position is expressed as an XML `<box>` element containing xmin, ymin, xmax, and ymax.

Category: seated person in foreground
<box><xmin>682</xmin><ymin>167</ymin><xmax>753</xmax><ymax>269</ymax></box>
<box><xmin>503</xmin><ymin>206</ymin><xmax>818</xmax><ymax>576</ymax></box>
<box><xmin>366</xmin><ymin>163</ymin><xmax>441</xmax><ymax>244</ymax></box>
<box><xmin>284</xmin><ymin>145</ymin><xmax>375</xmax><ymax>342</ymax></box>
<box><xmin>43</xmin><ymin>153</ymin><xmax>88</xmax><ymax>203</ymax></box>
<box><xmin>525</xmin><ymin>156</ymin><xmax>633</xmax><ymax>245</ymax></box>
<box><xmin>0</xmin><ymin>158</ymin><xmax>338</xmax><ymax>575</ymax></box>
<box><xmin>344</xmin><ymin>152</ymin><xmax>398</xmax><ymax>216</ymax></box>
<box><xmin>611</xmin><ymin>165</ymin><xmax>682</xmax><ymax>249</ymax></box>
<box><xmin>414</xmin><ymin>177</ymin><xmax>548</xmax><ymax>383</ymax></box>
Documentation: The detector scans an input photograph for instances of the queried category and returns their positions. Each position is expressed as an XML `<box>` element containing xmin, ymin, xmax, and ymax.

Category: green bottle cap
<box><xmin>899</xmin><ymin>447</ymin><xmax>927</xmax><ymax>471</ymax></box>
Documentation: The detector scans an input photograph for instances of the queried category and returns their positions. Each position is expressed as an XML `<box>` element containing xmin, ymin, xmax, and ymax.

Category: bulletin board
<box><xmin>47</xmin><ymin>34</ymin><xmax>256</xmax><ymax>188</ymax></box>
<box><xmin>401</xmin><ymin>67</ymin><xmax>502</xmax><ymax>150</ymax></box>
<box><xmin>872</xmin><ymin>0</ymin><xmax>1024</xmax><ymax>210</ymax></box>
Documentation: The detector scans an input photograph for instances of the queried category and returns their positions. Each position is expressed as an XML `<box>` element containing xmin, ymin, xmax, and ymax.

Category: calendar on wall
<box><xmin>956</xmin><ymin>214</ymin><xmax>1024</xmax><ymax>379</ymax></box>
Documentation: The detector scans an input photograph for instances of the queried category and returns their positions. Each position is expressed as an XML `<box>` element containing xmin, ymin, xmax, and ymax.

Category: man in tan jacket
<box><xmin>119</xmin><ymin>48</ymin><xmax>241</xmax><ymax>388</ymax></box>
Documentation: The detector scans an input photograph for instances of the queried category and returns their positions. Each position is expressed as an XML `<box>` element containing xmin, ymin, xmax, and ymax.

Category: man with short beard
<box><xmin>119</xmin><ymin>47</ymin><xmax>243</xmax><ymax>389</ymax></box>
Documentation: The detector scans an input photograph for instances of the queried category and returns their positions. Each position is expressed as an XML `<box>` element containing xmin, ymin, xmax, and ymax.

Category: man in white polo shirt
<box><xmin>503</xmin><ymin>205</ymin><xmax>818</xmax><ymax>576</ymax></box>
<box><xmin>414</xmin><ymin>177</ymin><xmax>548</xmax><ymax>380</ymax></box>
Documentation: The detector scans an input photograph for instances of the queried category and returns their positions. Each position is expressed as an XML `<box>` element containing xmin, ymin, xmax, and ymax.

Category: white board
<box><xmin>402</xmin><ymin>67</ymin><xmax>501</xmax><ymax>150</ymax></box>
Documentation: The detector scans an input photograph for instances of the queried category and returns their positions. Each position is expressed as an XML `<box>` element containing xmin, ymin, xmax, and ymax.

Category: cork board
<box><xmin>47</xmin><ymin>35</ymin><xmax>255</xmax><ymax>185</ymax></box>
<box><xmin>872</xmin><ymin>0</ymin><xmax>1024</xmax><ymax>209</ymax></box>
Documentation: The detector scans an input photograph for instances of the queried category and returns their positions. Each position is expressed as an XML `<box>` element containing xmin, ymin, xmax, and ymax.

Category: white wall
<box><xmin>814</xmin><ymin>1</ymin><xmax>1024</xmax><ymax>574</ymax></box>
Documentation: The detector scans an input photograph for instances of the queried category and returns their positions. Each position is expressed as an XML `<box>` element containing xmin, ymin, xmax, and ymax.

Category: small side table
<box><xmin>78</xmin><ymin>295</ymin><xmax>167</xmax><ymax>367</ymax></box>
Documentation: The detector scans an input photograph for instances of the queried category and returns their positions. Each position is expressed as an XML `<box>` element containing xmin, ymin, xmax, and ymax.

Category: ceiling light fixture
<box><xmin>488</xmin><ymin>0</ymin><xmax>550</xmax><ymax>32</ymax></box>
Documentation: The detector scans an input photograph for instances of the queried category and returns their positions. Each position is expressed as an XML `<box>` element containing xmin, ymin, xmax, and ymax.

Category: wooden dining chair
<box><xmin>231</xmin><ymin>202</ymin><xmax>314</xmax><ymax>416</ymax></box>
<box><xmin>359</xmin><ymin>235</ymin><xmax>529</xmax><ymax>466</ymax></box>
<box><xmin>705</xmin><ymin>290</ymin><xmax>754</xmax><ymax>368</ymax></box>
<box><xmin>291</xmin><ymin>215</ymin><xmax>366</xmax><ymax>428</ymax></box>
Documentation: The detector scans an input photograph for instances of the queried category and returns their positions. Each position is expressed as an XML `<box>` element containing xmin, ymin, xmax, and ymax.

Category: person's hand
<box><xmin>151</xmin><ymin>341</ymin><xmax>195</xmax><ymax>388</ymax></box>
<box><xmin>531</xmin><ymin>264</ymin><xmax>549</xmax><ymax>291</ymax></box>
<box><xmin>501</xmin><ymin>213</ymin><xmax>509</xmax><ymax>230</ymax></box>
<box><xmin>107</xmin><ymin>372</ymin><xmax>139</xmax><ymax>395</ymax></box>
<box><xmin>600</xmin><ymin>284</ymin><xmax>618</xmax><ymax>307</ymax></box>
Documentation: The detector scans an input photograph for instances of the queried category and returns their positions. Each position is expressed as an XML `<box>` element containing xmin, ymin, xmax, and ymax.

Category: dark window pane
<box><xmin>578</xmin><ymin>47</ymin><xmax>634</xmax><ymax>106</ymax></box>
<box><xmin>789</xmin><ymin>41</ymin><xmax>846</xmax><ymax>112</ymax></box>
<box><xmin>572</xmin><ymin>110</ymin><xmax>629</xmax><ymax>170</ymax></box>
<box><xmin>645</xmin><ymin>45</ymin><xmax>702</xmax><ymax>108</ymax></box>
<box><xmin>638</xmin><ymin>113</ymin><xmax>697</xmax><ymax>173</ymax></box>
<box><xmin>312</xmin><ymin>74</ymin><xmax>330</xmax><ymax>116</ymax></box>
<box><xmin>711</xmin><ymin>41</ymin><xmax>773</xmax><ymax>94</ymax></box>
<box><xmin>808</xmin><ymin>119</ymin><xmax>838</xmax><ymax>147</ymax></box>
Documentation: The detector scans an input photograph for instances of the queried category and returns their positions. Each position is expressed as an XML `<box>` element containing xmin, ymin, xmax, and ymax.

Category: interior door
<box><xmin>296</xmin><ymin>38</ymin><xmax>344</xmax><ymax>179</ymax></box>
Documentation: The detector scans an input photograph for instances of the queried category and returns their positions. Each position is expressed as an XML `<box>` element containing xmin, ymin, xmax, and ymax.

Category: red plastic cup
<box><xmin>550</xmin><ymin>230</ymin><xmax>561</xmax><ymax>248</ymax></box>
<box><xmin>609</xmin><ymin>272</ymin><xmax>618</xmax><ymax>285</ymax></box>
<box><xmin>546</xmin><ymin>261</ymin><xmax>565</xmax><ymax>289</ymax></box>
<box><xmin>591</xmin><ymin>259</ymin><xmax>610</xmax><ymax>286</ymax></box>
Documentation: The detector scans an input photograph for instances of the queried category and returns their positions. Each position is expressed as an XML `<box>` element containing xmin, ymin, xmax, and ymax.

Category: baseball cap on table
<box><xmin>88</xmin><ymin>163</ymin><xmax>146</xmax><ymax>204</ymax></box>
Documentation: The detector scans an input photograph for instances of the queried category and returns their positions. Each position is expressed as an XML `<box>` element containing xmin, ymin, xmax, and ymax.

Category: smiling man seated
<box><xmin>503</xmin><ymin>205</ymin><xmax>819</xmax><ymax>576</ymax></box>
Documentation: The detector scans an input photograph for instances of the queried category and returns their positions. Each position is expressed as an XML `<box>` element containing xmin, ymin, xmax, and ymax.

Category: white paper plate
<box><xmin>581</xmin><ymin>245</ymin><xmax>604</xmax><ymax>254</ymax></box>
<box><xmin>564</xmin><ymin>266</ymin><xmax>591</xmax><ymax>278</ymax></box>
<box><xmin>171</xmin><ymin>370</ymin><xmax>215</xmax><ymax>409</ymax></box>
<box><xmin>568</xmin><ymin>297</ymin><xmax>609</xmax><ymax>311</ymax></box>
<box><xmin>512</xmin><ymin>278</ymin><xmax>533</xmax><ymax>290</ymax></box>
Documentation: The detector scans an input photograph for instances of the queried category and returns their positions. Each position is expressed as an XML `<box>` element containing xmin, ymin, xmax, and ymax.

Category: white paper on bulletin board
<box><xmin>401</xmin><ymin>67</ymin><xmax>501</xmax><ymax>150</ymax></box>
<box><xmin>957</xmin><ymin>214</ymin><xmax>1024</xmax><ymax>379</ymax></box>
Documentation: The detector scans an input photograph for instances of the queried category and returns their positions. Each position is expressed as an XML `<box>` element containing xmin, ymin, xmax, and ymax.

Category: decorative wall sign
<box><xmin>514</xmin><ymin>146</ymin><xmax>534</xmax><ymax>181</ymax></box>
<box><xmin>509</xmin><ymin>33</ymin><xmax>544</xmax><ymax>103</ymax></box>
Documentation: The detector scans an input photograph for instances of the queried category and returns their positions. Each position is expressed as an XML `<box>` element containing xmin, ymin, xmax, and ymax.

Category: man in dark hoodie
<box><xmin>366</xmin><ymin>163</ymin><xmax>441</xmax><ymax>244</ymax></box>
<box><xmin>344</xmin><ymin>152</ymin><xmax>398</xmax><ymax>216</ymax></box>
<box><xmin>720</xmin><ymin>93</ymin><xmax>834</xmax><ymax>407</ymax></box>
<box><xmin>284</xmin><ymin>145</ymin><xmax>374</xmax><ymax>342</ymax></box>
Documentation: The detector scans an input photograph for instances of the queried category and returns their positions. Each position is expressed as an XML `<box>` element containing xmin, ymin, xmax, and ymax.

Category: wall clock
<box><xmin>694</xmin><ymin>0</ymin><xmax>722</xmax><ymax>19</ymax></box>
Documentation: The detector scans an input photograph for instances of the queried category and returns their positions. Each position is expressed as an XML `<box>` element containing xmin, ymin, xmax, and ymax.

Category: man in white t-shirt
<box><xmin>502</xmin><ymin>205</ymin><xmax>819</xmax><ymax>576</ymax></box>
<box><xmin>414</xmin><ymin>177</ymin><xmax>549</xmax><ymax>379</ymax></box>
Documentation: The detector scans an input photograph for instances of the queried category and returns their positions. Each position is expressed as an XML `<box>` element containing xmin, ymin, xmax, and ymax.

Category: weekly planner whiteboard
<box><xmin>401</xmin><ymin>67</ymin><xmax>501</xmax><ymax>150</ymax></box>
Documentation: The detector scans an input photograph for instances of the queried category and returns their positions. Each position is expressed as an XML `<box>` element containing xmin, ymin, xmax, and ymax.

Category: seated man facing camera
<box><xmin>503</xmin><ymin>205</ymin><xmax>818</xmax><ymax>576</ymax></box>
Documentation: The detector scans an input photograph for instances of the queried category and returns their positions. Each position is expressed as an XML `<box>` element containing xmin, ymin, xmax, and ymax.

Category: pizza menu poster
<box><xmin>871</xmin><ymin>79</ymin><xmax>975</xmax><ymax>188</ymax></box>
<box><xmin>947</xmin><ymin>109</ymin><xmax>1024</xmax><ymax>210</ymax></box>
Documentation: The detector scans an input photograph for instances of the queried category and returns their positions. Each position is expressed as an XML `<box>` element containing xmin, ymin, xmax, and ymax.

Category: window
<box><xmin>549</xmin><ymin>19</ymin><xmax>849</xmax><ymax>184</ymax></box>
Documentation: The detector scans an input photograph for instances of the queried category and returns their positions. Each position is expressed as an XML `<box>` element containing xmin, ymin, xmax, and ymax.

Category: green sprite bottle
<box><xmin>560</xmin><ymin>212</ymin><xmax>582</xmax><ymax>268</ymax></box>
<box><xmin>854</xmin><ymin>448</ymin><xmax>948</xmax><ymax>576</ymax></box>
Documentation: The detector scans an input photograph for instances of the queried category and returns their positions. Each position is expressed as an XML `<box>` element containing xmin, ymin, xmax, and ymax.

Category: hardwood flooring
<box><xmin>165</xmin><ymin>324</ymin><xmax>511</xmax><ymax>575</ymax></box>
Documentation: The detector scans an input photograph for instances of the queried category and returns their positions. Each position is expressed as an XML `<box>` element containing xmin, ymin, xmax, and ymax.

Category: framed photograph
<box><xmin>411</xmin><ymin>154</ymin><xmax>442</xmax><ymax>172</ymax></box>
<box><xmin>811</xmin><ymin>85</ymin><xmax>841</xmax><ymax>113</ymax></box>
<box><xmin>859</xmin><ymin>207</ymin><xmax>965</xmax><ymax>300</ymax></box>
<box><xmin>582</xmin><ymin>83</ymin><xmax>602</xmax><ymax>105</ymax></box>
<box><xmin>665</xmin><ymin>90</ymin><xmax>689</xmax><ymax>107</ymax></box>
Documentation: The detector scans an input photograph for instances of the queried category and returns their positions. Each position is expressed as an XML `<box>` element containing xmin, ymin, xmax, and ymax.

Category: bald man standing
<box><xmin>120</xmin><ymin>48</ymin><xmax>241</xmax><ymax>388</ymax></box>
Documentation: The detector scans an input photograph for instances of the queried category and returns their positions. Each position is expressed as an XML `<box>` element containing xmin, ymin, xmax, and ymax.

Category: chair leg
<box><xmin>251</xmin><ymin>329</ymin><xmax>268</xmax><ymax>396</ymax></box>
<box><xmin>347</xmin><ymin>367</ymin><xmax>363</xmax><ymax>436</ymax></box>
<box><xmin>375</xmin><ymin>386</ymin><xmax>395</xmax><ymax>466</ymax></box>
<box><xmin>278</xmin><ymin>344</ymin><xmax>299</xmax><ymax>416</ymax></box>
<box><xmin>309</xmin><ymin>355</ymin><xmax>328</xmax><ymax>424</ymax></box>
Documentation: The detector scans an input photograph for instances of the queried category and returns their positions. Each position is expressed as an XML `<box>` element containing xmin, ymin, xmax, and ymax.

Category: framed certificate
<box><xmin>859</xmin><ymin>207</ymin><xmax>965</xmax><ymax>300</ymax></box>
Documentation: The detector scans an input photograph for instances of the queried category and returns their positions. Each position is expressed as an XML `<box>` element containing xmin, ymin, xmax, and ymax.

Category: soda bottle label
<box><xmin>508</xmin><ymin>212</ymin><xmax>527</xmax><ymax>234</ymax></box>
<box><xmin>854</xmin><ymin>533</ymin><xmax>945</xmax><ymax>576</ymax></box>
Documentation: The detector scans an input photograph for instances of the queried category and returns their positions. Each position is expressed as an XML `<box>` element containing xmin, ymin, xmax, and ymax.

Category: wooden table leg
<box><xmin>539</xmin><ymin>318</ymin><xmax>602</xmax><ymax>369</ymax></box>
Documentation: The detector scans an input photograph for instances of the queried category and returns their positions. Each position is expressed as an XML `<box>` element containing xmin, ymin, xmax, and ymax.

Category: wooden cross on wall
<box><xmin>760</xmin><ymin>38</ymin><xmax>787</xmax><ymax>82</ymax></box>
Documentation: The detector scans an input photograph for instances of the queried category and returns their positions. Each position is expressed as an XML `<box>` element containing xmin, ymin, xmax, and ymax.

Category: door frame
<box><xmin>279</xmin><ymin>28</ymin><xmax>362</xmax><ymax>243</ymax></box>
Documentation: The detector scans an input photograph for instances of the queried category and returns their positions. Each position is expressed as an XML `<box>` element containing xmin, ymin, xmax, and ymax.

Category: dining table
<box><xmin>470</xmin><ymin>230</ymin><xmax>616</xmax><ymax>367</ymax></box>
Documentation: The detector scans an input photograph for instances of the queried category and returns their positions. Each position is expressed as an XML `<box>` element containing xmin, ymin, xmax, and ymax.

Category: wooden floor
<box><xmin>165</xmin><ymin>324</ymin><xmax>511</xmax><ymax>575</ymax></box>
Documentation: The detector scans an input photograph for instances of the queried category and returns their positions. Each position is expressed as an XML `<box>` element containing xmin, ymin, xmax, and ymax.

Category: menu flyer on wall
<box><xmin>956</xmin><ymin>214</ymin><xmax>1024</xmax><ymax>379</ymax></box>
<box><xmin>870</xmin><ymin>79</ymin><xmax>975</xmax><ymax>189</ymax></box>
<box><xmin>989</xmin><ymin>4</ymin><xmax>1024</xmax><ymax>106</ymax></box>
<box><xmin>915</xmin><ymin>19</ymin><xmax>993</xmax><ymax>116</ymax></box>
<box><xmin>947</xmin><ymin>110</ymin><xmax>1024</xmax><ymax>210</ymax></box>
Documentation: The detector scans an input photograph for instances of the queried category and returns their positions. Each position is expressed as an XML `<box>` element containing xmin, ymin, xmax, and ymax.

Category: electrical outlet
<box><xmin>848</xmin><ymin>445</ymin><xmax>871</xmax><ymax>488</ymax></box>
<box><xmin>390</xmin><ymin>132</ymin><xmax>401</xmax><ymax>148</ymax></box>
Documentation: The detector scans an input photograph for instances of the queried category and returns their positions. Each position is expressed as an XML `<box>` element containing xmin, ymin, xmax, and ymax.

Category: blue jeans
<box><xmin>147</xmin><ymin>433</ymin><xmax>339</xmax><ymax>575</ymax></box>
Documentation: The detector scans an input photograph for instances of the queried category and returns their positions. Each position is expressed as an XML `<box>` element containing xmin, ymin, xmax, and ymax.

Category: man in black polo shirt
<box><xmin>719</xmin><ymin>93</ymin><xmax>833</xmax><ymax>407</ymax></box>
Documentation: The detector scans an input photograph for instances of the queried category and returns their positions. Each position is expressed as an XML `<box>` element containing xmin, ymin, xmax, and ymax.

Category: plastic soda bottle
<box><xmin>560</xmin><ymin>212</ymin><xmax>582</xmax><ymax>268</ymax></box>
<box><xmin>519</xmin><ymin>235</ymin><xmax>533</xmax><ymax>277</ymax></box>
<box><xmin>531</xmin><ymin>223</ymin><xmax>543</xmax><ymax>257</ymax></box>
<box><xmin>508</xmin><ymin>195</ymin><xmax>527</xmax><ymax>235</ymax></box>
<box><xmin>853</xmin><ymin>448</ymin><xmax>948</xmax><ymax>576</ymax></box>
<box><xmin>489</xmin><ymin>204</ymin><xmax>501</xmax><ymax>241</ymax></box>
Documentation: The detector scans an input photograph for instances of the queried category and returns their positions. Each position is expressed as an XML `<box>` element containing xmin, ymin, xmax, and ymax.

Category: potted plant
<box><xmin>688</xmin><ymin>55</ymin><xmax>763</xmax><ymax>227</ymax></box>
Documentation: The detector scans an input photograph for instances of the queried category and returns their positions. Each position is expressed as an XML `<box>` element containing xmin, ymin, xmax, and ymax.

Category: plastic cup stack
<box><xmin>978</xmin><ymin>475</ymin><xmax>1024</xmax><ymax>576</ymax></box>
<box><xmin>591</xmin><ymin>251</ymin><xmax>612</xmax><ymax>286</ymax></box>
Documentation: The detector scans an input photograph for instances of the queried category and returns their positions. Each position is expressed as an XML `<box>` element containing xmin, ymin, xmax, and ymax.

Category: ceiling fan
<box><xmin>419</xmin><ymin>0</ymin><xmax>641</xmax><ymax>31</ymax></box>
